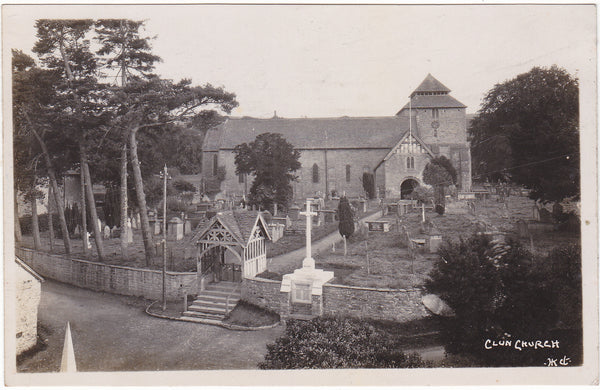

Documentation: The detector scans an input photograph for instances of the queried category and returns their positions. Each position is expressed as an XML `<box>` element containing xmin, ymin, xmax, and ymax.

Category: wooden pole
<box><xmin>48</xmin><ymin>185</ymin><xmax>54</xmax><ymax>252</ymax></box>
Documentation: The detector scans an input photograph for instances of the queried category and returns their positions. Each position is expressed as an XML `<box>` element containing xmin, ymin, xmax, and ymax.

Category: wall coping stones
<box><xmin>324</xmin><ymin>282</ymin><xmax>423</xmax><ymax>293</ymax></box>
<box><xmin>16</xmin><ymin>247</ymin><xmax>195</xmax><ymax>277</ymax></box>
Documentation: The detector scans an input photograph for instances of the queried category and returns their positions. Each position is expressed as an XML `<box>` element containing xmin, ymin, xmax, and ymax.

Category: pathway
<box><xmin>18</xmin><ymin>279</ymin><xmax>283</xmax><ymax>373</ymax></box>
<box><xmin>268</xmin><ymin>209</ymin><xmax>382</xmax><ymax>274</ymax></box>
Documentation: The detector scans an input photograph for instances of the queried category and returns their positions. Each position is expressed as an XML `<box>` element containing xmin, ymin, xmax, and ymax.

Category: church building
<box><xmin>202</xmin><ymin>74</ymin><xmax>471</xmax><ymax>200</ymax></box>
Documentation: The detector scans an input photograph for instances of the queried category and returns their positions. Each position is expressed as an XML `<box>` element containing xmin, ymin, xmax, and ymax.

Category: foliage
<box><xmin>469</xmin><ymin>66</ymin><xmax>579</xmax><ymax>201</ymax></box>
<box><xmin>260</xmin><ymin>317</ymin><xmax>425</xmax><ymax>369</ymax></box>
<box><xmin>423</xmin><ymin>156</ymin><xmax>456</xmax><ymax>214</ymax></box>
<box><xmin>234</xmin><ymin>133</ymin><xmax>301</xmax><ymax>212</ymax></box>
<box><xmin>361</xmin><ymin>172</ymin><xmax>376</xmax><ymax>199</ymax></box>
<box><xmin>338</xmin><ymin>196</ymin><xmax>355</xmax><ymax>239</ymax></box>
<box><xmin>172</xmin><ymin>178</ymin><xmax>196</xmax><ymax>193</ymax></box>
<box><xmin>426</xmin><ymin>235</ymin><xmax>582</xmax><ymax>366</ymax></box>
<box><xmin>410</xmin><ymin>185</ymin><xmax>434</xmax><ymax>204</ymax></box>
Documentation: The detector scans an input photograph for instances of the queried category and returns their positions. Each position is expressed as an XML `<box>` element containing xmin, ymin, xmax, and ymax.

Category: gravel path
<box><xmin>267</xmin><ymin>210</ymin><xmax>383</xmax><ymax>274</ymax></box>
<box><xmin>18</xmin><ymin>280</ymin><xmax>283</xmax><ymax>372</ymax></box>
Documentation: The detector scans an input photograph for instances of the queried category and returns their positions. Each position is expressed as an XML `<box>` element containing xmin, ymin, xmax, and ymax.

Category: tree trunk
<box><xmin>48</xmin><ymin>185</ymin><xmax>55</xmax><ymax>252</ymax></box>
<box><xmin>120</xmin><ymin>143</ymin><xmax>129</xmax><ymax>259</ymax></box>
<box><xmin>31</xmin><ymin>192</ymin><xmax>42</xmax><ymax>250</ymax></box>
<box><xmin>81</xmin><ymin>147</ymin><xmax>105</xmax><ymax>261</ymax></box>
<box><xmin>27</xmin><ymin>116</ymin><xmax>71</xmax><ymax>253</ymax></box>
<box><xmin>14</xmin><ymin>195</ymin><xmax>22</xmax><ymax>243</ymax></box>
<box><xmin>80</xmin><ymin>157</ymin><xmax>88</xmax><ymax>255</ymax></box>
<box><xmin>129</xmin><ymin>128</ymin><xmax>155</xmax><ymax>264</ymax></box>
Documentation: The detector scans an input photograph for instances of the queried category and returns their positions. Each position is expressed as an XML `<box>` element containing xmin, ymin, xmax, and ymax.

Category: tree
<box><xmin>33</xmin><ymin>19</ymin><xmax>108</xmax><ymax>259</ymax></box>
<box><xmin>95</xmin><ymin>19</ymin><xmax>162</xmax><ymax>259</ymax></box>
<box><xmin>361</xmin><ymin>172</ymin><xmax>376</xmax><ymax>199</ymax></box>
<box><xmin>234</xmin><ymin>133</ymin><xmax>301</xmax><ymax>212</ymax></box>
<box><xmin>12</xmin><ymin>49</ymin><xmax>74</xmax><ymax>253</ymax></box>
<box><xmin>426</xmin><ymin>235</ymin><xmax>581</xmax><ymax>366</ymax></box>
<box><xmin>338</xmin><ymin>196</ymin><xmax>354</xmax><ymax>256</ymax></box>
<box><xmin>422</xmin><ymin>156</ymin><xmax>456</xmax><ymax>215</ymax></box>
<box><xmin>110</xmin><ymin>77</ymin><xmax>237</xmax><ymax>263</ymax></box>
<box><xmin>469</xmin><ymin>66</ymin><xmax>579</xmax><ymax>202</ymax></box>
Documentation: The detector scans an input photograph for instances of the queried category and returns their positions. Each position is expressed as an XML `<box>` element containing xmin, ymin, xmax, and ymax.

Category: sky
<box><xmin>3</xmin><ymin>4</ymin><xmax>596</xmax><ymax>118</ymax></box>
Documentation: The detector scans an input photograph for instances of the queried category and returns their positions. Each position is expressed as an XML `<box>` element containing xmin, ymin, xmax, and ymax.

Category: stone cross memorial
<box><xmin>280</xmin><ymin>199</ymin><xmax>334</xmax><ymax>319</ymax></box>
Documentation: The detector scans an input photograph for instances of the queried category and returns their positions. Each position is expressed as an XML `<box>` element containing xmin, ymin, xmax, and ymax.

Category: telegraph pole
<box><xmin>159</xmin><ymin>165</ymin><xmax>171</xmax><ymax>311</ymax></box>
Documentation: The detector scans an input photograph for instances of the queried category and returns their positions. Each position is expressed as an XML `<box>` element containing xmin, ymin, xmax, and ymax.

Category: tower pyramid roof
<box><xmin>410</xmin><ymin>73</ymin><xmax>451</xmax><ymax>97</ymax></box>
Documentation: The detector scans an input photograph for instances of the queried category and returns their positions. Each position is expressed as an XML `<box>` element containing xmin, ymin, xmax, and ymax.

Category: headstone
<box><xmin>126</xmin><ymin>218</ymin><xmax>133</xmax><ymax>243</ymax></box>
<box><xmin>288</xmin><ymin>205</ymin><xmax>301</xmax><ymax>220</ymax></box>
<box><xmin>74</xmin><ymin>225</ymin><xmax>80</xmax><ymax>237</ymax></box>
<box><xmin>516</xmin><ymin>219</ymin><xmax>530</xmax><ymax>238</ymax></box>
<box><xmin>532</xmin><ymin>205</ymin><xmax>541</xmax><ymax>221</ymax></box>
<box><xmin>168</xmin><ymin>217</ymin><xmax>184</xmax><ymax>240</ymax></box>
<box><xmin>366</xmin><ymin>220</ymin><xmax>390</xmax><ymax>232</ymax></box>
<box><xmin>97</xmin><ymin>219</ymin><xmax>102</xmax><ymax>234</ymax></box>
<box><xmin>86</xmin><ymin>231</ymin><xmax>92</xmax><ymax>249</ymax></box>
<box><xmin>103</xmin><ymin>225</ymin><xmax>111</xmax><ymax>239</ymax></box>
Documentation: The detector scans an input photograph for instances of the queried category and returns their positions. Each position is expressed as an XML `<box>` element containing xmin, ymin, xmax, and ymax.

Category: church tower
<box><xmin>395</xmin><ymin>74</ymin><xmax>471</xmax><ymax>191</ymax></box>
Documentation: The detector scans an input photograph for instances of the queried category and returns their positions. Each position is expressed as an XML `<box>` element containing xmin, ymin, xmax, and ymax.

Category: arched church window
<box><xmin>312</xmin><ymin>163</ymin><xmax>319</xmax><ymax>183</ymax></box>
<box><xmin>432</xmin><ymin>108</ymin><xmax>439</xmax><ymax>119</ymax></box>
<box><xmin>406</xmin><ymin>156</ymin><xmax>415</xmax><ymax>169</ymax></box>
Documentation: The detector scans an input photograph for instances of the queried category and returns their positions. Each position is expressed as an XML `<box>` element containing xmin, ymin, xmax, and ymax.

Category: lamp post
<box><xmin>159</xmin><ymin>165</ymin><xmax>171</xmax><ymax>311</ymax></box>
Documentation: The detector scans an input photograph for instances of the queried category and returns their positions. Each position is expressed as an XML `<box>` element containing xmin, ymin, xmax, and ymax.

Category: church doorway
<box><xmin>400</xmin><ymin>178</ymin><xmax>419</xmax><ymax>199</ymax></box>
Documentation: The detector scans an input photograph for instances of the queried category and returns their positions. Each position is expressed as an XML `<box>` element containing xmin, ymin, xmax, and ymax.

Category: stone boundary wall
<box><xmin>241</xmin><ymin>276</ymin><xmax>283</xmax><ymax>313</ymax></box>
<box><xmin>15</xmin><ymin>247</ymin><xmax>196</xmax><ymax>301</ymax></box>
<box><xmin>322</xmin><ymin>283</ymin><xmax>428</xmax><ymax>322</ymax></box>
<box><xmin>242</xmin><ymin>276</ymin><xmax>428</xmax><ymax>322</ymax></box>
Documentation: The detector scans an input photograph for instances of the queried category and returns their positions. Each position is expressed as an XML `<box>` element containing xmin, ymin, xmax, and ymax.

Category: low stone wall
<box><xmin>16</xmin><ymin>247</ymin><xmax>196</xmax><ymax>301</ymax></box>
<box><xmin>241</xmin><ymin>276</ymin><xmax>283</xmax><ymax>313</ymax></box>
<box><xmin>322</xmin><ymin>284</ymin><xmax>428</xmax><ymax>322</ymax></box>
<box><xmin>242</xmin><ymin>276</ymin><xmax>428</xmax><ymax>322</ymax></box>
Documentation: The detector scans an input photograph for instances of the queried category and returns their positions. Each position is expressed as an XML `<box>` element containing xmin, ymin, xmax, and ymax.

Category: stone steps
<box><xmin>181</xmin><ymin>282</ymin><xmax>241</xmax><ymax>322</ymax></box>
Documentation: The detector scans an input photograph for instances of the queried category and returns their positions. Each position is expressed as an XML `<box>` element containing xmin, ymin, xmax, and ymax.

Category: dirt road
<box><xmin>18</xmin><ymin>280</ymin><xmax>283</xmax><ymax>372</ymax></box>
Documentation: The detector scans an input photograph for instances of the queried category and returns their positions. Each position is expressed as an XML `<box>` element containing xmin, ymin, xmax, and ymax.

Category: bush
<box><xmin>426</xmin><ymin>235</ymin><xmax>582</xmax><ymax>366</ymax></box>
<box><xmin>260</xmin><ymin>317</ymin><xmax>425</xmax><ymax>369</ymax></box>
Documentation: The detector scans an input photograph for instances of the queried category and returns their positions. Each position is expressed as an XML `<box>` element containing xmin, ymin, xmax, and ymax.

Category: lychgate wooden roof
<box><xmin>193</xmin><ymin>210</ymin><xmax>271</xmax><ymax>247</ymax></box>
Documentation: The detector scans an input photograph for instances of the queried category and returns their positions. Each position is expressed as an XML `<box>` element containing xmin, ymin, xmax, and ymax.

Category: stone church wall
<box><xmin>218</xmin><ymin>148</ymin><xmax>389</xmax><ymax>200</ymax></box>
<box><xmin>381</xmin><ymin>151</ymin><xmax>430</xmax><ymax>197</ymax></box>
<box><xmin>411</xmin><ymin>107</ymin><xmax>467</xmax><ymax>145</ymax></box>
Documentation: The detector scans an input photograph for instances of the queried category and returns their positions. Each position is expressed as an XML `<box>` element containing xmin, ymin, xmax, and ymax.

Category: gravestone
<box><xmin>532</xmin><ymin>205</ymin><xmax>540</xmax><ymax>221</ymax></box>
<box><xmin>111</xmin><ymin>226</ymin><xmax>118</xmax><ymax>238</ymax></box>
<box><xmin>168</xmin><ymin>217</ymin><xmax>184</xmax><ymax>240</ymax></box>
<box><xmin>97</xmin><ymin>219</ymin><xmax>102</xmax><ymax>234</ymax></box>
<box><xmin>516</xmin><ymin>219</ymin><xmax>530</xmax><ymax>238</ymax></box>
<box><xmin>288</xmin><ymin>205</ymin><xmax>301</xmax><ymax>220</ymax></box>
<box><xmin>74</xmin><ymin>225</ymin><xmax>80</xmax><ymax>237</ymax></box>
<box><xmin>86</xmin><ymin>231</ymin><xmax>92</xmax><ymax>249</ymax></box>
<box><xmin>103</xmin><ymin>225</ymin><xmax>111</xmax><ymax>239</ymax></box>
<box><xmin>366</xmin><ymin>220</ymin><xmax>390</xmax><ymax>232</ymax></box>
<box><xmin>125</xmin><ymin>218</ymin><xmax>133</xmax><ymax>243</ymax></box>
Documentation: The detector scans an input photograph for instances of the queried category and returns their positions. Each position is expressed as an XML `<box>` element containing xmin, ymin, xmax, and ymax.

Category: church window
<box><xmin>213</xmin><ymin>155</ymin><xmax>218</xmax><ymax>176</ymax></box>
<box><xmin>346</xmin><ymin>165</ymin><xmax>351</xmax><ymax>182</ymax></box>
<box><xmin>432</xmin><ymin>108</ymin><xmax>439</xmax><ymax>119</ymax></box>
<box><xmin>407</xmin><ymin>156</ymin><xmax>415</xmax><ymax>169</ymax></box>
<box><xmin>312</xmin><ymin>164</ymin><xmax>319</xmax><ymax>183</ymax></box>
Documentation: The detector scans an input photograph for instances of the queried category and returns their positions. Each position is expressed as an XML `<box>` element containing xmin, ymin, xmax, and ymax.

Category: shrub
<box><xmin>426</xmin><ymin>235</ymin><xmax>582</xmax><ymax>366</ymax></box>
<box><xmin>260</xmin><ymin>317</ymin><xmax>425</xmax><ymax>369</ymax></box>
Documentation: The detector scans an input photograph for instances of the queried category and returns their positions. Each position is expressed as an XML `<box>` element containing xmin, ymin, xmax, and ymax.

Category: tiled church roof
<box><xmin>411</xmin><ymin>73</ymin><xmax>451</xmax><ymax>96</ymax></box>
<box><xmin>397</xmin><ymin>94</ymin><xmax>467</xmax><ymax>113</ymax></box>
<box><xmin>203</xmin><ymin>116</ymin><xmax>417</xmax><ymax>151</ymax></box>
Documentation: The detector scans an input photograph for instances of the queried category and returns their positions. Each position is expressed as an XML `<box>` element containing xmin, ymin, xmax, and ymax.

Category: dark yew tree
<box><xmin>337</xmin><ymin>195</ymin><xmax>355</xmax><ymax>256</ymax></box>
<box><xmin>469</xmin><ymin>65</ymin><xmax>579</xmax><ymax>202</ymax></box>
<box><xmin>361</xmin><ymin>172</ymin><xmax>376</xmax><ymax>199</ymax></box>
<box><xmin>234</xmin><ymin>133</ymin><xmax>301</xmax><ymax>212</ymax></box>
